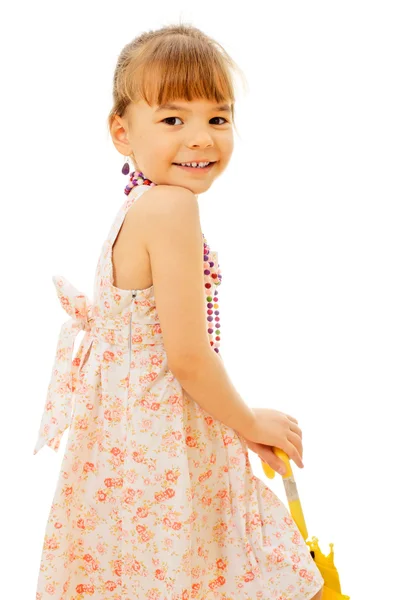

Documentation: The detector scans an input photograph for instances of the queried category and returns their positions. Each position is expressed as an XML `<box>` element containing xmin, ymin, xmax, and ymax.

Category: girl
<box><xmin>34</xmin><ymin>23</ymin><xmax>324</xmax><ymax>600</ymax></box>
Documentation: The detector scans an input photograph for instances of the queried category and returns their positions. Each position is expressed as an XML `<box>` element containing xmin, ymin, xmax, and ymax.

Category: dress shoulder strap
<box><xmin>108</xmin><ymin>184</ymin><xmax>154</xmax><ymax>248</ymax></box>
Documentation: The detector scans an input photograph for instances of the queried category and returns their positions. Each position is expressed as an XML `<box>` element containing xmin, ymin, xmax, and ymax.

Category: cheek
<box><xmin>221</xmin><ymin>131</ymin><xmax>234</xmax><ymax>153</ymax></box>
<box><xmin>153</xmin><ymin>141</ymin><xmax>176</xmax><ymax>163</ymax></box>
<box><xmin>220</xmin><ymin>141</ymin><xmax>234</xmax><ymax>163</ymax></box>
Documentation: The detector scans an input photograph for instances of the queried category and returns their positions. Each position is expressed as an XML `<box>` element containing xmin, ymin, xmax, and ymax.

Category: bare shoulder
<box><xmin>123</xmin><ymin>184</ymin><xmax>197</xmax><ymax>243</ymax></box>
<box><xmin>134</xmin><ymin>185</ymin><xmax>200</xmax><ymax>251</ymax></box>
<box><xmin>136</xmin><ymin>184</ymin><xmax>198</xmax><ymax>218</ymax></box>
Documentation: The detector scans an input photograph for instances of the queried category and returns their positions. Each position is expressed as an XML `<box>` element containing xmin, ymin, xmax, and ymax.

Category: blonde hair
<box><xmin>107</xmin><ymin>23</ymin><xmax>247</xmax><ymax>158</ymax></box>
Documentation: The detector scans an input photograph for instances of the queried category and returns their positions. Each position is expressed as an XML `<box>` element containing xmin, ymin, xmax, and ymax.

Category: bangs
<box><xmin>123</xmin><ymin>35</ymin><xmax>235</xmax><ymax>114</ymax></box>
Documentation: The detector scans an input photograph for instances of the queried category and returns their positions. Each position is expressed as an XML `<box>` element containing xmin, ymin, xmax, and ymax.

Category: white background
<box><xmin>1</xmin><ymin>1</ymin><xmax>401</xmax><ymax>598</ymax></box>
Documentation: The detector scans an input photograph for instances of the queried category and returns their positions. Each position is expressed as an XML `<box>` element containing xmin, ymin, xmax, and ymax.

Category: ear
<box><xmin>110</xmin><ymin>114</ymin><xmax>132</xmax><ymax>158</ymax></box>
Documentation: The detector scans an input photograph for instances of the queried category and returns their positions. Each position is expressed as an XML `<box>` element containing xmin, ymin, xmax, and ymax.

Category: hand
<box><xmin>240</xmin><ymin>408</ymin><xmax>304</xmax><ymax>469</ymax></box>
<box><xmin>243</xmin><ymin>438</ymin><xmax>289</xmax><ymax>475</ymax></box>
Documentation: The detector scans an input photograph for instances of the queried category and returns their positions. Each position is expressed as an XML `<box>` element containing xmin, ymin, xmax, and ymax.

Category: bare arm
<box><xmin>141</xmin><ymin>185</ymin><xmax>256</xmax><ymax>438</ymax></box>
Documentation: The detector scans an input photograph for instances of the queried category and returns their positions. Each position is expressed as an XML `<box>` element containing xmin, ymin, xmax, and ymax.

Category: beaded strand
<box><xmin>203</xmin><ymin>237</ymin><xmax>222</xmax><ymax>354</ymax></box>
<box><xmin>124</xmin><ymin>170</ymin><xmax>157</xmax><ymax>196</ymax></box>
<box><xmin>123</xmin><ymin>170</ymin><xmax>223</xmax><ymax>354</ymax></box>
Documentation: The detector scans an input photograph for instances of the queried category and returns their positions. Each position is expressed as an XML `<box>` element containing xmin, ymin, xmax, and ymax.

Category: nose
<box><xmin>186</xmin><ymin>129</ymin><xmax>214</xmax><ymax>149</ymax></box>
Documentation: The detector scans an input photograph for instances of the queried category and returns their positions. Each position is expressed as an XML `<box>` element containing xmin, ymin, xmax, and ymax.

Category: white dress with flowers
<box><xmin>34</xmin><ymin>183</ymin><xmax>324</xmax><ymax>600</ymax></box>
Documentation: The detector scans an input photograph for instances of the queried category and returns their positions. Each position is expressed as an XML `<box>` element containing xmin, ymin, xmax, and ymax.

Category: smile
<box><xmin>173</xmin><ymin>161</ymin><xmax>217</xmax><ymax>173</ymax></box>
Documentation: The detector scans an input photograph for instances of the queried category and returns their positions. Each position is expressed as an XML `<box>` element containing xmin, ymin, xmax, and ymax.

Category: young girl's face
<box><xmin>113</xmin><ymin>97</ymin><xmax>234</xmax><ymax>195</ymax></box>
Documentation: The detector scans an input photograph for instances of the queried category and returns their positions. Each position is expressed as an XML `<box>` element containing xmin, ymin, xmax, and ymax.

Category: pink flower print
<box><xmin>155</xmin><ymin>569</ymin><xmax>165</xmax><ymax>580</ymax></box>
<box><xmin>216</xmin><ymin>558</ymin><xmax>227</xmax><ymax>570</ymax></box>
<box><xmin>150</xmin><ymin>354</ymin><xmax>163</xmax><ymax>366</ymax></box>
<box><xmin>198</xmin><ymin>469</ymin><xmax>212</xmax><ymax>483</ymax></box>
<box><xmin>111</xmin><ymin>447</ymin><xmax>121</xmax><ymax>455</ymax></box>
<box><xmin>97</xmin><ymin>489</ymin><xmax>107</xmax><ymax>502</ymax></box>
<box><xmin>103</xmin><ymin>350</ymin><xmax>115</xmax><ymax>362</ymax></box>
<box><xmin>104</xmin><ymin>330</ymin><xmax>116</xmax><ymax>344</ymax></box>
<box><xmin>133</xmin><ymin>450</ymin><xmax>145</xmax><ymax>463</ymax></box>
<box><xmin>83</xmin><ymin>553</ymin><xmax>94</xmax><ymax>562</ymax></box>
<box><xmin>76</xmin><ymin>416</ymin><xmax>89</xmax><ymax>430</ymax></box>
<box><xmin>166</xmin><ymin>470</ymin><xmax>177</xmax><ymax>482</ymax></box>
<box><xmin>145</xmin><ymin>372</ymin><xmax>158</xmax><ymax>383</ymax></box>
<box><xmin>168</xmin><ymin>394</ymin><xmax>181</xmax><ymax>406</ymax></box>
<box><xmin>60</xmin><ymin>295</ymin><xmax>71</xmax><ymax>311</ymax></box>
<box><xmin>113</xmin><ymin>560</ymin><xmax>123</xmax><ymax>577</ymax></box>
<box><xmin>208</xmin><ymin>576</ymin><xmax>226</xmax><ymax>590</ymax></box>
<box><xmin>292</xmin><ymin>530</ymin><xmax>301</xmax><ymax>544</ymax></box>
<box><xmin>136</xmin><ymin>524</ymin><xmax>152</xmax><ymax>542</ymax></box>
<box><xmin>45</xmin><ymin>583</ymin><xmax>56</xmax><ymax>594</ymax></box>
<box><xmin>105</xmin><ymin>580</ymin><xmax>117</xmax><ymax>591</ymax></box>
<box><xmin>186</xmin><ymin>436</ymin><xmax>197</xmax><ymax>448</ymax></box>
<box><xmin>269</xmin><ymin>547</ymin><xmax>284</xmax><ymax>563</ymax></box>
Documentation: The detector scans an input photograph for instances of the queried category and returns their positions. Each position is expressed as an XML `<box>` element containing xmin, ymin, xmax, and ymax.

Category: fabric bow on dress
<box><xmin>33</xmin><ymin>275</ymin><xmax>96</xmax><ymax>455</ymax></box>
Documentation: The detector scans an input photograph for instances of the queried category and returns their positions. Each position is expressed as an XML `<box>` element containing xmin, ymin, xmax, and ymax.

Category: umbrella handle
<box><xmin>261</xmin><ymin>448</ymin><xmax>309</xmax><ymax>541</ymax></box>
<box><xmin>261</xmin><ymin>447</ymin><xmax>291</xmax><ymax>479</ymax></box>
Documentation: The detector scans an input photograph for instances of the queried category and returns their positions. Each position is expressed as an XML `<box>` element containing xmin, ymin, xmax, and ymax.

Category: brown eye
<box><xmin>210</xmin><ymin>117</ymin><xmax>228</xmax><ymax>125</ymax></box>
<box><xmin>162</xmin><ymin>117</ymin><xmax>183</xmax><ymax>126</ymax></box>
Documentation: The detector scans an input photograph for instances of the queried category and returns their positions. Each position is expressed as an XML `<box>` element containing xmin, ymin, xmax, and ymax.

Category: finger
<box><xmin>286</xmin><ymin>414</ymin><xmax>299</xmax><ymax>425</ymax></box>
<box><xmin>258</xmin><ymin>446</ymin><xmax>287</xmax><ymax>474</ymax></box>
<box><xmin>287</xmin><ymin>430</ymin><xmax>304</xmax><ymax>460</ymax></box>
<box><xmin>283</xmin><ymin>438</ymin><xmax>304</xmax><ymax>468</ymax></box>
<box><xmin>289</xmin><ymin>422</ymin><xmax>303</xmax><ymax>440</ymax></box>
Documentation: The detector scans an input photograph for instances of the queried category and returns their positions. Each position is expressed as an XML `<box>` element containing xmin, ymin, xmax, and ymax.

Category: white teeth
<box><xmin>179</xmin><ymin>161</ymin><xmax>211</xmax><ymax>168</ymax></box>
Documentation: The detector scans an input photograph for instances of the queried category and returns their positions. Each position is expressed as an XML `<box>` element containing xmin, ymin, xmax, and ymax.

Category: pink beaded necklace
<box><xmin>124</xmin><ymin>170</ymin><xmax>222</xmax><ymax>354</ymax></box>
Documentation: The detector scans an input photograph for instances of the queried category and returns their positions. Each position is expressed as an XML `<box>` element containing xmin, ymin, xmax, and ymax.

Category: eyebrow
<box><xmin>155</xmin><ymin>102</ymin><xmax>232</xmax><ymax>113</ymax></box>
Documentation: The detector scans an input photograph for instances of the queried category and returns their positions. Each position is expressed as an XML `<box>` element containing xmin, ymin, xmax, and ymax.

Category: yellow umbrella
<box><xmin>261</xmin><ymin>449</ymin><xmax>350</xmax><ymax>600</ymax></box>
